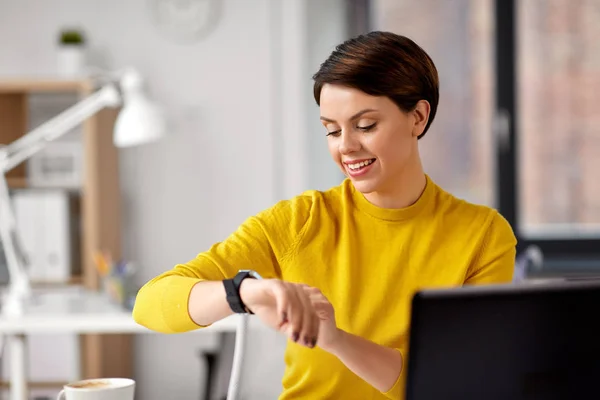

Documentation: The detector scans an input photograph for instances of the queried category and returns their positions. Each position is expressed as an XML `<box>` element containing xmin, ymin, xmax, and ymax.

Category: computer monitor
<box><xmin>405</xmin><ymin>280</ymin><xmax>600</xmax><ymax>400</ymax></box>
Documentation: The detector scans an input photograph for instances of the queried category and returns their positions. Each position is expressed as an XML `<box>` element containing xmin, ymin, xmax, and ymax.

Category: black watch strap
<box><xmin>223</xmin><ymin>270</ymin><xmax>260</xmax><ymax>314</ymax></box>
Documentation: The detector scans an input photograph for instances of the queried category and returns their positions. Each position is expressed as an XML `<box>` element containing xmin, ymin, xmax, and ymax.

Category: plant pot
<box><xmin>56</xmin><ymin>45</ymin><xmax>86</xmax><ymax>77</ymax></box>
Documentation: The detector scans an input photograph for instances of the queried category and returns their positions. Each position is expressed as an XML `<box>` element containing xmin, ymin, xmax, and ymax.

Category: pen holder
<box><xmin>102</xmin><ymin>271</ymin><xmax>138</xmax><ymax>311</ymax></box>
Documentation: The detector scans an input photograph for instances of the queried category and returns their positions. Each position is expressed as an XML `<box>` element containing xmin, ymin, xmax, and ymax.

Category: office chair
<box><xmin>513</xmin><ymin>245</ymin><xmax>544</xmax><ymax>282</ymax></box>
<box><xmin>225</xmin><ymin>314</ymin><xmax>249</xmax><ymax>400</ymax></box>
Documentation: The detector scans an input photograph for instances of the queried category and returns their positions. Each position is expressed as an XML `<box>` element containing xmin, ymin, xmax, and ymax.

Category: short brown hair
<box><xmin>312</xmin><ymin>31</ymin><xmax>439</xmax><ymax>139</ymax></box>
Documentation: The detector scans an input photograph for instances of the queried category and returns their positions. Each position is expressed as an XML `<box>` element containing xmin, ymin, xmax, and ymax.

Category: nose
<box><xmin>338</xmin><ymin>131</ymin><xmax>361</xmax><ymax>155</ymax></box>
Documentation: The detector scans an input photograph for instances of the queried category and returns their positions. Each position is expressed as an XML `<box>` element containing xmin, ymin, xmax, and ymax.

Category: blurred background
<box><xmin>0</xmin><ymin>0</ymin><xmax>598</xmax><ymax>399</ymax></box>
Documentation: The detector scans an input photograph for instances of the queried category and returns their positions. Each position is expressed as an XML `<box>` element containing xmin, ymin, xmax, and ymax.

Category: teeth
<box><xmin>348</xmin><ymin>159</ymin><xmax>374</xmax><ymax>170</ymax></box>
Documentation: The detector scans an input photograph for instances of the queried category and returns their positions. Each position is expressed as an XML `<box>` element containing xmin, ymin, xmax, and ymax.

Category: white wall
<box><xmin>0</xmin><ymin>1</ymin><xmax>347</xmax><ymax>399</ymax></box>
<box><xmin>305</xmin><ymin>0</ymin><xmax>347</xmax><ymax>191</ymax></box>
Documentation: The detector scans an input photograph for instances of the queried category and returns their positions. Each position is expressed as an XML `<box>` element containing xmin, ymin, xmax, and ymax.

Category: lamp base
<box><xmin>1</xmin><ymin>276</ymin><xmax>32</xmax><ymax>316</ymax></box>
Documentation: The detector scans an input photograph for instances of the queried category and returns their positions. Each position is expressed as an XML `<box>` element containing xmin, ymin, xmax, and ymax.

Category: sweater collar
<box><xmin>348</xmin><ymin>175</ymin><xmax>435</xmax><ymax>221</ymax></box>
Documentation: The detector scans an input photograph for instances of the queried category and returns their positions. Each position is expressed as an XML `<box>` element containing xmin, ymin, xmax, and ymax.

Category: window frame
<box><xmin>494</xmin><ymin>0</ymin><xmax>600</xmax><ymax>269</ymax></box>
<box><xmin>357</xmin><ymin>0</ymin><xmax>600</xmax><ymax>270</ymax></box>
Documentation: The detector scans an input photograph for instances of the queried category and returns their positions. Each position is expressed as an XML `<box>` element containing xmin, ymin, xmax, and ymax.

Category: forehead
<box><xmin>319</xmin><ymin>84</ymin><xmax>388</xmax><ymax>119</ymax></box>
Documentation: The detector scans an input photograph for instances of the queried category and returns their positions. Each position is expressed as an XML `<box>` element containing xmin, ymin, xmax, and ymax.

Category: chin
<box><xmin>349</xmin><ymin>178</ymin><xmax>379</xmax><ymax>194</ymax></box>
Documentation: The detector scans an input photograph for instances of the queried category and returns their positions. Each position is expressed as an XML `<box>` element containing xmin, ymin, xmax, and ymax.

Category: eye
<box><xmin>326</xmin><ymin>129</ymin><xmax>341</xmax><ymax>137</ymax></box>
<box><xmin>357</xmin><ymin>123</ymin><xmax>377</xmax><ymax>132</ymax></box>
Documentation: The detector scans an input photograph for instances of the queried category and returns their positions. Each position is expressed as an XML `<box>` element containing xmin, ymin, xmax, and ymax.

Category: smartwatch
<box><xmin>223</xmin><ymin>270</ymin><xmax>262</xmax><ymax>314</ymax></box>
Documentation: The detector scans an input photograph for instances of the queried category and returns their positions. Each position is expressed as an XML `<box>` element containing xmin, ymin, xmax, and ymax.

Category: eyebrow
<box><xmin>320</xmin><ymin>108</ymin><xmax>378</xmax><ymax>123</ymax></box>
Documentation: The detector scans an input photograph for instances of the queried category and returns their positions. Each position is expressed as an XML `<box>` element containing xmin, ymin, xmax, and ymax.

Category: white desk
<box><xmin>0</xmin><ymin>286</ymin><xmax>238</xmax><ymax>400</ymax></box>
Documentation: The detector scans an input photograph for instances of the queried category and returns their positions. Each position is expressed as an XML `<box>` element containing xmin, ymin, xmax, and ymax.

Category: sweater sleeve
<box><xmin>132</xmin><ymin>196</ymin><xmax>312</xmax><ymax>333</ymax></box>
<box><xmin>381</xmin><ymin>345</ymin><xmax>408</xmax><ymax>400</ymax></box>
<box><xmin>465</xmin><ymin>210</ymin><xmax>517</xmax><ymax>285</ymax></box>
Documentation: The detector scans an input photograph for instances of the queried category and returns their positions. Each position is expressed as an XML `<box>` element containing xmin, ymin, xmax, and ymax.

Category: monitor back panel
<box><xmin>406</xmin><ymin>282</ymin><xmax>600</xmax><ymax>400</ymax></box>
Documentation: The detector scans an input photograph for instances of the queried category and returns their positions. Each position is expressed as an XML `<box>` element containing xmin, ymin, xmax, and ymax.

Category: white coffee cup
<box><xmin>56</xmin><ymin>378</ymin><xmax>135</xmax><ymax>400</ymax></box>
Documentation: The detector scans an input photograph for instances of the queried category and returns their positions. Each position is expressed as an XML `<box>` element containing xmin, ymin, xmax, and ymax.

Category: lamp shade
<box><xmin>113</xmin><ymin>69</ymin><xmax>167</xmax><ymax>148</ymax></box>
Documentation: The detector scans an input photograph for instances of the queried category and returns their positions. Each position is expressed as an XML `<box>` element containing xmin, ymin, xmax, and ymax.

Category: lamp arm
<box><xmin>1</xmin><ymin>83</ymin><xmax>122</xmax><ymax>173</ymax></box>
<box><xmin>0</xmin><ymin>172</ymin><xmax>29</xmax><ymax>295</ymax></box>
<box><xmin>0</xmin><ymin>82</ymin><xmax>121</xmax><ymax>315</ymax></box>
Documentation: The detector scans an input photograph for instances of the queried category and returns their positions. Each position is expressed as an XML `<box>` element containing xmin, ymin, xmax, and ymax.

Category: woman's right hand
<box><xmin>239</xmin><ymin>278</ymin><xmax>320</xmax><ymax>348</ymax></box>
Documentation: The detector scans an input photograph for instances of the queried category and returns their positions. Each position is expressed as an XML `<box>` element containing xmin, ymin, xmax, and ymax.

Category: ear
<box><xmin>411</xmin><ymin>100</ymin><xmax>431</xmax><ymax>138</ymax></box>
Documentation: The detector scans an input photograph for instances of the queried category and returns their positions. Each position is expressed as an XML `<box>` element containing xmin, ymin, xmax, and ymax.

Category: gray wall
<box><xmin>0</xmin><ymin>1</ymin><xmax>347</xmax><ymax>399</ymax></box>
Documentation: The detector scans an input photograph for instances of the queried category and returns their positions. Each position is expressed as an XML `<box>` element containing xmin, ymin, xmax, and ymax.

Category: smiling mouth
<box><xmin>346</xmin><ymin>158</ymin><xmax>376</xmax><ymax>171</ymax></box>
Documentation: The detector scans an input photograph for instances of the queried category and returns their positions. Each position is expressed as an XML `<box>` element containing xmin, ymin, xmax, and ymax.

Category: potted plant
<box><xmin>56</xmin><ymin>28</ymin><xmax>87</xmax><ymax>76</ymax></box>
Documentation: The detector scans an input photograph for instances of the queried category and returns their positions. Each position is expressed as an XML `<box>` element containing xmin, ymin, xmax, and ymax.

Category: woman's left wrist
<box><xmin>320</xmin><ymin>328</ymin><xmax>346</xmax><ymax>354</ymax></box>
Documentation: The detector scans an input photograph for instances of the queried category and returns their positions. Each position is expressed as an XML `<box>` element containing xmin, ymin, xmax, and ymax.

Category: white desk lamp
<box><xmin>0</xmin><ymin>69</ymin><xmax>249</xmax><ymax>400</ymax></box>
<box><xmin>0</xmin><ymin>68</ymin><xmax>166</xmax><ymax>316</ymax></box>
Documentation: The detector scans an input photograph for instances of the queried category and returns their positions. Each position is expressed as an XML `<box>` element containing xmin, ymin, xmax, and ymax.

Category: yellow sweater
<box><xmin>133</xmin><ymin>176</ymin><xmax>517</xmax><ymax>400</ymax></box>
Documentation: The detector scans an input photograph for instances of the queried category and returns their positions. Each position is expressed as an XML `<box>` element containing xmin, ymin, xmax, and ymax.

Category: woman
<box><xmin>133</xmin><ymin>31</ymin><xmax>517</xmax><ymax>399</ymax></box>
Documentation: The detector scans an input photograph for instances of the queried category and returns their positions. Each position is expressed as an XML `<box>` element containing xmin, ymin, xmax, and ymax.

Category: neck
<box><xmin>363</xmin><ymin>159</ymin><xmax>427</xmax><ymax>209</ymax></box>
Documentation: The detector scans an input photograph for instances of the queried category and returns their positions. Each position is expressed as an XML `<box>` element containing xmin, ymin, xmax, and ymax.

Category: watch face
<box><xmin>240</xmin><ymin>270</ymin><xmax>262</xmax><ymax>280</ymax></box>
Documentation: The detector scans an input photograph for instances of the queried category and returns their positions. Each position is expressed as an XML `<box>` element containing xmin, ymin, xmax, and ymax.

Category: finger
<box><xmin>295</xmin><ymin>286</ymin><xmax>319</xmax><ymax>348</ymax></box>
<box><xmin>308</xmin><ymin>289</ymin><xmax>329</xmax><ymax>305</ymax></box>
<box><xmin>309</xmin><ymin>296</ymin><xmax>327</xmax><ymax>308</ymax></box>
<box><xmin>312</xmin><ymin>300</ymin><xmax>332</xmax><ymax>319</ymax></box>
<box><xmin>285</xmin><ymin>283</ymin><xmax>304</xmax><ymax>343</ymax></box>
<box><xmin>308</xmin><ymin>292</ymin><xmax>335</xmax><ymax>321</ymax></box>
<box><xmin>270</xmin><ymin>281</ymin><xmax>289</xmax><ymax>327</ymax></box>
<box><xmin>308</xmin><ymin>289</ymin><xmax>326</xmax><ymax>300</ymax></box>
<box><xmin>301</xmin><ymin>285</ymin><xmax>321</xmax><ymax>294</ymax></box>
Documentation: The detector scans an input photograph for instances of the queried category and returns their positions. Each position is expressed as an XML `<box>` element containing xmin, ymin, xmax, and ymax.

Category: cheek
<box><xmin>373</xmin><ymin>131</ymin><xmax>413</xmax><ymax>167</ymax></box>
<box><xmin>327</xmin><ymin>139</ymin><xmax>341</xmax><ymax>163</ymax></box>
